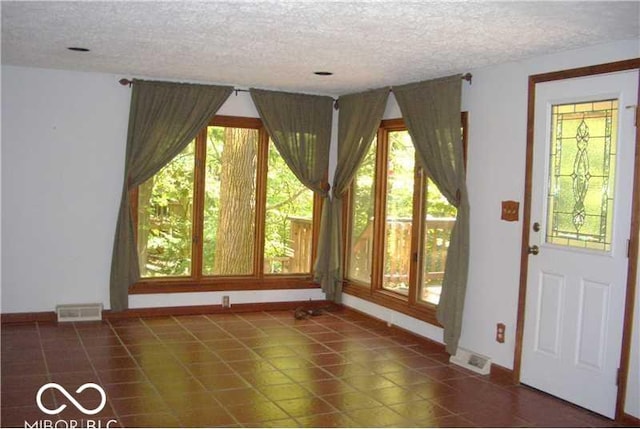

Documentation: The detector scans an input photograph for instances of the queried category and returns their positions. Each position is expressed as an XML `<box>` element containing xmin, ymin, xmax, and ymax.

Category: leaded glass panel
<box><xmin>546</xmin><ymin>99</ymin><xmax>618</xmax><ymax>252</ymax></box>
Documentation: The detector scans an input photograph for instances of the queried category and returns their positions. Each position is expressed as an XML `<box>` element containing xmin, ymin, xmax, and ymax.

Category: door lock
<box><xmin>528</xmin><ymin>245</ymin><xmax>540</xmax><ymax>255</ymax></box>
<box><xmin>532</xmin><ymin>222</ymin><xmax>541</xmax><ymax>232</ymax></box>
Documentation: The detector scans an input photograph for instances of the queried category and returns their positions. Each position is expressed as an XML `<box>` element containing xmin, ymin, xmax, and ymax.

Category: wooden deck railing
<box><xmin>264</xmin><ymin>216</ymin><xmax>455</xmax><ymax>288</ymax></box>
<box><xmin>264</xmin><ymin>216</ymin><xmax>313</xmax><ymax>274</ymax></box>
<box><xmin>350</xmin><ymin>217</ymin><xmax>455</xmax><ymax>289</ymax></box>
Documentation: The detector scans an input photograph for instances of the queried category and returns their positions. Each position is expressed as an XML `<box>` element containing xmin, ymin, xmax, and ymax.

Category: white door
<box><xmin>521</xmin><ymin>70</ymin><xmax>638</xmax><ymax>418</ymax></box>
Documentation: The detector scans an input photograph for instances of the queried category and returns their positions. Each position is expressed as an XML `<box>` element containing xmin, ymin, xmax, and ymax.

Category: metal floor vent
<box><xmin>450</xmin><ymin>347</ymin><xmax>492</xmax><ymax>375</ymax></box>
<box><xmin>56</xmin><ymin>303</ymin><xmax>103</xmax><ymax>322</ymax></box>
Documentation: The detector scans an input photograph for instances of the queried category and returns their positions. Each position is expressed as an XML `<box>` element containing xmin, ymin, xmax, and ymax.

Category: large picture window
<box><xmin>344</xmin><ymin>115</ymin><xmax>467</xmax><ymax>324</ymax></box>
<box><xmin>131</xmin><ymin>116</ymin><xmax>321</xmax><ymax>293</ymax></box>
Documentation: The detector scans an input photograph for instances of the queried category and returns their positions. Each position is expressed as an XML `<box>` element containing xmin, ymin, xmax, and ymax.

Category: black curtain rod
<box><xmin>118</xmin><ymin>73</ymin><xmax>472</xmax><ymax>91</ymax></box>
<box><xmin>118</xmin><ymin>73</ymin><xmax>473</xmax><ymax>110</ymax></box>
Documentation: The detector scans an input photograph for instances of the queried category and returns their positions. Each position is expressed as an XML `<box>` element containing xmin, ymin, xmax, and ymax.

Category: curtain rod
<box><xmin>118</xmin><ymin>73</ymin><xmax>472</xmax><ymax>109</ymax></box>
<box><xmin>118</xmin><ymin>73</ymin><xmax>472</xmax><ymax>91</ymax></box>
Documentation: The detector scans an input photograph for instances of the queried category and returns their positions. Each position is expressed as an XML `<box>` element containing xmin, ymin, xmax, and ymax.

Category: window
<box><xmin>343</xmin><ymin>115</ymin><xmax>467</xmax><ymax>324</ymax></box>
<box><xmin>546</xmin><ymin>100</ymin><xmax>617</xmax><ymax>252</ymax></box>
<box><xmin>131</xmin><ymin>116</ymin><xmax>321</xmax><ymax>293</ymax></box>
<box><xmin>264</xmin><ymin>145</ymin><xmax>315</xmax><ymax>274</ymax></box>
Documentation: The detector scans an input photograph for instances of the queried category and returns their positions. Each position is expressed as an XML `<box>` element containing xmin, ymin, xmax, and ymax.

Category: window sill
<box><xmin>343</xmin><ymin>282</ymin><xmax>441</xmax><ymax>327</ymax></box>
<box><xmin>130</xmin><ymin>277</ymin><xmax>320</xmax><ymax>294</ymax></box>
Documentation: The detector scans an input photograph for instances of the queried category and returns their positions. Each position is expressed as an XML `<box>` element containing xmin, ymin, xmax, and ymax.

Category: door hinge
<box><xmin>193</xmin><ymin>235</ymin><xmax>199</xmax><ymax>245</ymax></box>
<box><xmin>629</xmin><ymin>104</ymin><xmax>640</xmax><ymax>127</ymax></box>
<box><xmin>412</xmin><ymin>252</ymin><xmax>418</xmax><ymax>263</ymax></box>
<box><xmin>616</xmin><ymin>368</ymin><xmax>621</xmax><ymax>386</ymax></box>
<box><xmin>628</xmin><ymin>239</ymin><xmax>631</xmax><ymax>258</ymax></box>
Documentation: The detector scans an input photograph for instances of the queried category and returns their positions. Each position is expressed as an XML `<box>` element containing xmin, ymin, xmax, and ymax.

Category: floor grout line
<box><xmin>1</xmin><ymin>310</ymin><xmax>621</xmax><ymax>428</ymax></box>
<box><xmin>105</xmin><ymin>318</ymin><xmax>183</xmax><ymax>426</ymax></box>
<box><xmin>157</xmin><ymin>315</ymin><xmax>244</xmax><ymax>427</ymax></box>
<box><xmin>203</xmin><ymin>312</ymin><xmax>334</xmax><ymax>424</ymax></box>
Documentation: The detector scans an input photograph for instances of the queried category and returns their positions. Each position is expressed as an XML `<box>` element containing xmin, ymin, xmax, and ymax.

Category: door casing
<box><xmin>514</xmin><ymin>58</ymin><xmax>640</xmax><ymax>420</ymax></box>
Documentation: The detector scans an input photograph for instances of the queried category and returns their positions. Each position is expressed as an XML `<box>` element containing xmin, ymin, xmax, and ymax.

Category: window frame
<box><xmin>130</xmin><ymin>115</ymin><xmax>323</xmax><ymax>294</ymax></box>
<box><xmin>342</xmin><ymin>113</ymin><xmax>468</xmax><ymax>326</ymax></box>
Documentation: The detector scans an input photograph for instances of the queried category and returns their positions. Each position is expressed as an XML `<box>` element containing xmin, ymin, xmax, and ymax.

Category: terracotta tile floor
<box><xmin>0</xmin><ymin>307</ymin><xmax>625</xmax><ymax>427</ymax></box>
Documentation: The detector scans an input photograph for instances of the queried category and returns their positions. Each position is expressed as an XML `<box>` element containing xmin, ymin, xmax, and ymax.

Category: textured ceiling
<box><xmin>2</xmin><ymin>1</ymin><xmax>639</xmax><ymax>95</ymax></box>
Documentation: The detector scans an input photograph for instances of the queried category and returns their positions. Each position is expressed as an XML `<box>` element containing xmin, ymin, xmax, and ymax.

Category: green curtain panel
<box><xmin>315</xmin><ymin>88</ymin><xmax>389</xmax><ymax>301</ymax></box>
<box><xmin>110</xmin><ymin>79</ymin><xmax>233</xmax><ymax>311</ymax></box>
<box><xmin>249</xmin><ymin>89</ymin><xmax>333</xmax><ymax>194</ymax></box>
<box><xmin>393</xmin><ymin>75</ymin><xmax>470</xmax><ymax>355</ymax></box>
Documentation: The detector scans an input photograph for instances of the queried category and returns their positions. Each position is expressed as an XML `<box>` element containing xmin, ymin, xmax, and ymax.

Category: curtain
<box><xmin>249</xmin><ymin>89</ymin><xmax>333</xmax><ymax>194</ymax></box>
<box><xmin>110</xmin><ymin>79</ymin><xmax>233</xmax><ymax>311</ymax></box>
<box><xmin>315</xmin><ymin>88</ymin><xmax>389</xmax><ymax>301</ymax></box>
<box><xmin>393</xmin><ymin>75</ymin><xmax>469</xmax><ymax>355</ymax></box>
<box><xmin>250</xmin><ymin>89</ymin><xmax>333</xmax><ymax>287</ymax></box>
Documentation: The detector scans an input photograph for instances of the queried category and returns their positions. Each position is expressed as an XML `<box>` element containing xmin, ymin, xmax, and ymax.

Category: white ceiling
<box><xmin>2</xmin><ymin>1</ymin><xmax>639</xmax><ymax>96</ymax></box>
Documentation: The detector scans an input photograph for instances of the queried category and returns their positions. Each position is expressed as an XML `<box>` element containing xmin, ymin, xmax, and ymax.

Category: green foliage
<box><xmin>349</xmin><ymin>131</ymin><xmax>456</xmax><ymax>293</ymax></box>
<box><xmin>138</xmin><ymin>142</ymin><xmax>195</xmax><ymax>277</ymax></box>
<box><xmin>264</xmin><ymin>143</ymin><xmax>313</xmax><ymax>272</ymax></box>
<box><xmin>351</xmin><ymin>140</ymin><xmax>376</xmax><ymax>241</ymax></box>
<box><xmin>386</xmin><ymin>131</ymin><xmax>415</xmax><ymax>219</ymax></box>
<box><xmin>137</xmin><ymin>126</ymin><xmax>458</xmax><ymax>279</ymax></box>
<box><xmin>137</xmin><ymin>128</ymin><xmax>314</xmax><ymax>277</ymax></box>
<box><xmin>351</xmin><ymin>132</ymin><xmax>456</xmax><ymax>241</ymax></box>
<box><xmin>202</xmin><ymin>126</ymin><xmax>224</xmax><ymax>275</ymax></box>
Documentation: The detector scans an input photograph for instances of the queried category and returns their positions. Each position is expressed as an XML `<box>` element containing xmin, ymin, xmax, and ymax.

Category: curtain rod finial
<box><xmin>119</xmin><ymin>78</ymin><xmax>133</xmax><ymax>87</ymax></box>
<box><xmin>462</xmin><ymin>73</ymin><xmax>472</xmax><ymax>84</ymax></box>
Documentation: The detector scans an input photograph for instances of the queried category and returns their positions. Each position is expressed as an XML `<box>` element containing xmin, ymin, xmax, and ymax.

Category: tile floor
<box><xmin>0</xmin><ymin>307</ymin><xmax>624</xmax><ymax>427</ymax></box>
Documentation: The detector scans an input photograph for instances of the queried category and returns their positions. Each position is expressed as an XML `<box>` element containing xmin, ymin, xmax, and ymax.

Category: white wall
<box><xmin>0</xmin><ymin>66</ymin><xmax>324</xmax><ymax>313</ymax></box>
<box><xmin>461</xmin><ymin>40</ymin><xmax>640</xmax><ymax>366</ymax></box>
<box><xmin>1</xmin><ymin>66</ymin><xmax>129</xmax><ymax>312</ymax></box>
<box><xmin>1</xmin><ymin>38</ymin><xmax>638</xmax><ymax>417</ymax></box>
<box><xmin>459</xmin><ymin>39</ymin><xmax>639</xmax><ymax>417</ymax></box>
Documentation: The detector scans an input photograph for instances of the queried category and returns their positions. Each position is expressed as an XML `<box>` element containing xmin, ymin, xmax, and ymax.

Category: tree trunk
<box><xmin>214</xmin><ymin>128</ymin><xmax>257</xmax><ymax>274</ymax></box>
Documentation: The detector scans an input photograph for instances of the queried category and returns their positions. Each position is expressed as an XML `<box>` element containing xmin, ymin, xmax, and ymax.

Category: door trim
<box><xmin>514</xmin><ymin>58</ymin><xmax>640</xmax><ymax>420</ymax></box>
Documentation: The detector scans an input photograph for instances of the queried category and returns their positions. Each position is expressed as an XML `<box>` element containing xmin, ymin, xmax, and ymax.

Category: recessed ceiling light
<box><xmin>314</xmin><ymin>71</ymin><xmax>333</xmax><ymax>76</ymax></box>
<box><xmin>67</xmin><ymin>47</ymin><xmax>90</xmax><ymax>52</ymax></box>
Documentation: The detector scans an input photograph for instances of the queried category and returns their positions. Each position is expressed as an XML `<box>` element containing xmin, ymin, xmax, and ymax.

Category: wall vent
<box><xmin>56</xmin><ymin>303</ymin><xmax>103</xmax><ymax>322</ymax></box>
<box><xmin>450</xmin><ymin>347</ymin><xmax>492</xmax><ymax>375</ymax></box>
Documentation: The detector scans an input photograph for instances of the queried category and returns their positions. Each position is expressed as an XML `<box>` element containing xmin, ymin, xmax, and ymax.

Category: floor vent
<box><xmin>450</xmin><ymin>347</ymin><xmax>492</xmax><ymax>375</ymax></box>
<box><xmin>56</xmin><ymin>303</ymin><xmax>103</xmax><ymax>322</ymax></box>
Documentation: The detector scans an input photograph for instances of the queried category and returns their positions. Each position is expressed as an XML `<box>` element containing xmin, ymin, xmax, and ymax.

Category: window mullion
<box><xmin>408</xmin><ymin>162</ymin><xmax>426</xmax><ymax>307</ymax></box>
<box><xmin>371</xmin><ymin>127</ymin><xmax>389</xmax><ymax>294</ymax></box>
<box><xmin>254</xmin><ymin>127</ymin><xmax>269</xmax><ymax>278</ymax></box>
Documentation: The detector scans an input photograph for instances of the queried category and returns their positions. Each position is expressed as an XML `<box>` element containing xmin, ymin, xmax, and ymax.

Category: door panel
<box><xmin>575</xmin><ymin>279</ymin><xmax>609</xmax><ymax>370</ymax></box>
<box><xmin>522</xmin><ymin>70</ymin><xmax>638</xmax><ymax>418</ymax></box>
<box><xmin>534</xmin><ymin>272</ymin><xmax>564</xmax><ymax>357</ymax></box>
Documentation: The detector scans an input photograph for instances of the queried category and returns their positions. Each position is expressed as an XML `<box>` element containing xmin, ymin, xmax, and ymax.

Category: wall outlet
<box><xmin>222</xmin><ymin>295</ymin><xmax>230</xmax><ymax>308</ymax></box>
<box><xmin>496</xmin><ymin>323</ymin><xmax>505</xmax><ymax>343</ymax></box>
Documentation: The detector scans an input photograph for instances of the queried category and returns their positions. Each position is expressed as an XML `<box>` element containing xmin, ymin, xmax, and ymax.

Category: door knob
<box><xmin>528</xmin><ymin>245</ymin><xmax>539</xmax><ymax>255</ymax></box>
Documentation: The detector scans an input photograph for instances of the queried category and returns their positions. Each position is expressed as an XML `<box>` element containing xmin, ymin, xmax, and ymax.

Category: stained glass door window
<box><xmin>546</xmin><ymin>99</ymin><xmax>618</xmax><ymax>252</ymax></box>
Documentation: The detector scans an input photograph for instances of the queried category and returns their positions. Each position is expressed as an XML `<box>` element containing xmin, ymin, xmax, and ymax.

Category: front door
<box><xmin>521</xmin><ymin>70</ymin><xmax>638</xmax><ymax>418</ymax></box>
